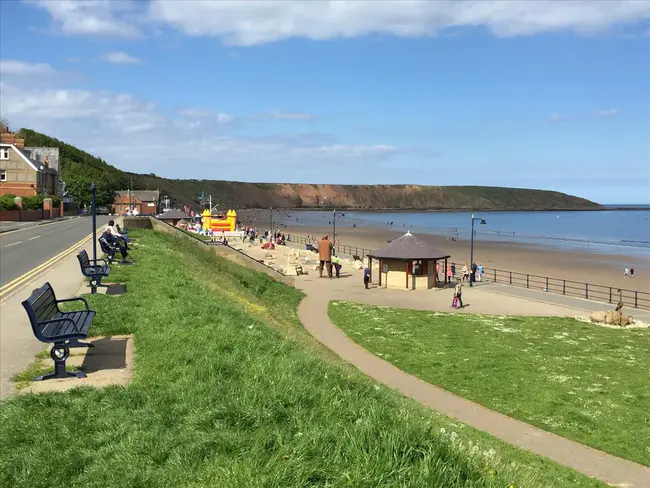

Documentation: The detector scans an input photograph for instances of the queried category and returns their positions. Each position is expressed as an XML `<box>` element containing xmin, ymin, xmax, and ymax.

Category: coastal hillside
<box><xmin>19</xmin><ymin>128</ymin><xmax>602</xmax><ymax>210</ymax></box>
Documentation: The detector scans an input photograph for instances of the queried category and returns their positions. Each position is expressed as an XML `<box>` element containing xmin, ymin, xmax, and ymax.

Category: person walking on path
<box><xmin>454</xmin><ymin>282</ymin><xmax>464</xmax><ymax>308</ymax></box>
<box><xmin>451</xmin><ymin>262</ymin><xmax>456</xmax><ymax>280</ymax></box>
<box><xmin>477</xmin><ymin>263</ymin><xmax>483</xmax><ymax>282</ymax></box>
<box><xmin>462</xmin><ymin>263</ymin><xmax>469</xmax><ymax>282</ymax></box>
<box><xmin>319</xmin><ymin>235</ymin><xmax>333</xmax><ymax>278</ymax></box>
<box><xmin>363</xmin><ymin>266</ymin><xmax>371</xmax><ymax>289</ymax></box>
<box><xmin>333</xmin><ymin>255</ymin><xmax>342</xmax><ymax>278</ymax></box>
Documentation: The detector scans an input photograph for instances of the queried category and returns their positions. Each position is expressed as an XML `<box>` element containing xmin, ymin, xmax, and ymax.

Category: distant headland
<box><xmin>18</xmin><ymin>128</ymin><xmax>604</xmax><ymax>212</ymax></box>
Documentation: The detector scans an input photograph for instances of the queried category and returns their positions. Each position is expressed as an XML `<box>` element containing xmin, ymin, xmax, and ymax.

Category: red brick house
<box><xmin>0</xmin><ymin>131</ymin><xmax>59</xmax><ymax>198</ymax></box>
<box><xmin>113</xmin><ymin>190</ymin><xmax>160</xmax><ymax>215</ymax></box>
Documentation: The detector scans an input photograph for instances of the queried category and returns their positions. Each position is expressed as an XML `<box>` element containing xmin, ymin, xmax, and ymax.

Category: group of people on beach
<box><xmin>624</xmin><ymin>268</ymin><xmax>635</xmax><ymax>279</ymax></box>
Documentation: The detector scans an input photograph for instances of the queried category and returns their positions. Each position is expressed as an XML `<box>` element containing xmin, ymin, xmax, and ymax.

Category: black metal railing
<box><xmin>482</xmin><ymin>267</ymin><xmax>649</xmax><ymax>310</ymax></box>
<box><xmin>289</xmin><ymin>235</ymin><xmax>374</xmax><ymax>258</ymax></box>
<box><xmin>288</xmin><ymin>233</ymin><xmax>649</xmax><ymax>310</ymax></box>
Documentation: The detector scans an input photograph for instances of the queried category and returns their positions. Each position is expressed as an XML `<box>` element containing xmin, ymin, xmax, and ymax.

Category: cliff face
<box><xmin>135</xmin><ymin>179</ymin><xmax>602</xmax><ymax>211</ymax></box>
<box><xmin>18</xmin><ymin>128</ymin><xmax>602</xmax><ymax>211</ymax></box>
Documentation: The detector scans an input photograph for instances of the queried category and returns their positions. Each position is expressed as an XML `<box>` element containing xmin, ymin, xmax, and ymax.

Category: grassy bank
<box><xmin>0</xmin><ymin>230</ymin><xmax>604</xmax><ymax>487</ymax></box>
<box><xmin>329</xmin><ymin>302</ymin><xmax>650</xmax><ymax>467</ymax></box>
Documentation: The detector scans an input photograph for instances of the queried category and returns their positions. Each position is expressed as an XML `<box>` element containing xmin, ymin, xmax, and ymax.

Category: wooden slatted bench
<box><xmin>22</xmin><ymin>282</ymin><xmax>96</xmax><ymax>381</ymax></box>
<box><xmin>77</xmin><ymin>250</ymin><xmax>110</xmax><ymax>294</ymax></box>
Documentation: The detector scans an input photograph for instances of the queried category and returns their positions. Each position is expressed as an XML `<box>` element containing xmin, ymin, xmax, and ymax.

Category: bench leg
<box><xmin>35</xmin><ymin>345</ymin><xmax>87</xmax><ymax>381</ymax></box>
<box><xmin>89</xmin><ymin>277</ymin><xmax>108</xmax><ymax>294</ymax></box>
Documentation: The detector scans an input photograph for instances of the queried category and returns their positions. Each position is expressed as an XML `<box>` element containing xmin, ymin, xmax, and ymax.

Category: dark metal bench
<box><xmin>99</xmin><ymin>234</ymin><xmax>134</xmax><ymax>265</ymax></box>
<box><xmin>22</xmin><ymin>282</ymin><xmax>96</xmax><ymax>381</ymax></box>
<box><xmin>77</xmin><ymin>249</ymin><xmax>110</xmax><ymax>294</ymax></box>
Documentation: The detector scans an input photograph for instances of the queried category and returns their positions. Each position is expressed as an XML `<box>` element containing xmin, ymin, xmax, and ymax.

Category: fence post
<box><xmin>585</xmin><ymin>283</ymin><xmax>589</xmax><ymax>299</ymax></box>
<box><xmin>635</xmin><ymin>292</ymin><xmax>638</xmax><ymax>308</ymax></box>
<box><xmin>545</xmin><ymin>277</ymin><xmax>549</xmax><ymax>291</ymax></box>
<box><xmin>509</xmin><ymin>271</ymin><xmax>512</xmax><ymax>285</ymax></box>
<box><xmin>526</xmin><ymin>274</ymin><xmax>529</xmax><ymax>288</ymax></box>
<box><xmin>562</xmin><ymin>280</ymin><xmax>566</xmax><ymax>295</ymax></box>
<box><xmin>609</xmin><ymin>287</ymin><xmax>612</xmax><ymax>303</ymax></box>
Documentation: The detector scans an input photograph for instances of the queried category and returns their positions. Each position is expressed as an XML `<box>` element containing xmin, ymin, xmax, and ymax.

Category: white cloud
<box><xmin>262</xmin><ymin>111</ymin><xmax>317</xmax><ymax>121</ymax></box>
<box><xmin>0</xmin><ymin>59</ymin><xmax>58</xmax><ymax>76</ymax></box>
<box><xmin>549</xmin><ymin>113</ymin><xmax>572</xmax><ymax>123</ymax></box>
<box><xmin>26</xmin><ymin>0</ymin><xmax>142</xmax><ymax>39</ymax></box>
<box><xmin>595</xmin><ymin>108</ymin><xmax>619</xmax><ymax>117</ymax></box>
<box><xmin>0</xmin><ymin>82</ymin><xmax>397</xmax><ymax>181</ymax></box>
<box><xmin>102</xmin><ymin>51</ymin><xmax>142</xmax><ymax>64</ymax></box>
<box><xmin>27</xmin><ymin>0</ymin><xmax>650</xmax><ymax>43</ymax></box>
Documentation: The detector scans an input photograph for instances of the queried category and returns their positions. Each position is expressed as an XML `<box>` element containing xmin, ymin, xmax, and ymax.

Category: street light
<box><xmin>270</xmin><ymin>206</ymin><xmax>273</xmax><ymax>242</ymax></box>
<box><xmin>332</xmin><ymin>208</ymin><xmax>336</xmax><ymax>256</ymax></box>
<box><xmin>469</xmin><ymin>213</ymin><xmax>487</xmax><ymax>287</ymax></box>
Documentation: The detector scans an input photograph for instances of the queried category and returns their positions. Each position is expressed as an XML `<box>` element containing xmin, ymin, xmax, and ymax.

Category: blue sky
<box><xmin>1</xmin><ymin>1</ymin><xmax>649</xmax><ymax>203</ymax></box>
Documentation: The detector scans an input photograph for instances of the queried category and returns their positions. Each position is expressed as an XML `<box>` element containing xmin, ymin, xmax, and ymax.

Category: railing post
<box><xmin>635</xmin><ymin>292</ymin><xmax>638</xmax><ymax>308</ymax></box>
<box><xmin>562</xmin><ymin>280</ymin><xmax>566</xmax><ymax>295</ymax></box>
<box><xmin>609</xmin><ymin>287</ymin><xmax>612</xmax><ymax>303</ymax></box>
<box><xmin>585</xmin><ymin>283</ymin><xmax>589</xmax><ymax>299</ymax></box>
<box><xmin>509</xmin><ymin>271</ymin><xmax>512</xmax><ymax>285</ymax></box>
<box><xmin>526</xmin><ymin>274</ymin><xmax>529</xmax><ymax>288</ymax></box>
<box><xmin>493</xmin><ymin>269</ymin><xmax>496</xmax><ymax>282</ymax></box>
<box><xmin>545</xmin><ymin>277</ymin><xmax>549</xmax><ymax>291</ymax></box>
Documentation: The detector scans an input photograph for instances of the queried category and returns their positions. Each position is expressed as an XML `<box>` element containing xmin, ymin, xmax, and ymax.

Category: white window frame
<box><xmin>0</xmin><ymin>169</ymin><xmax>6</xmax><ymax>182</ymax></box>
<box><xmin>0</xmin><ymin>148</ymin><xmax>9</xmax><ymax>160</ymax></box>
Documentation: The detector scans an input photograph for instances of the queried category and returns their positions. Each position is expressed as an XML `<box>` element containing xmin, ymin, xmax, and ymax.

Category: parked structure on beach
<box><xmin>368</xmin><ymin>231</ymin><xmax>450</xmax><ymax>290</ymax></box>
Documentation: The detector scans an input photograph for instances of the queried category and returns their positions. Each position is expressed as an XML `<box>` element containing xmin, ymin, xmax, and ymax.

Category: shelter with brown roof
<box><xmin>368</xmin><ymin>231</ymin><xmax>451</xmax><ymax>290</ymax></box>
<box><xmin>157</xmin><ymin>209</ymin><xmax>190</xmax><ymax>226</ymax></box>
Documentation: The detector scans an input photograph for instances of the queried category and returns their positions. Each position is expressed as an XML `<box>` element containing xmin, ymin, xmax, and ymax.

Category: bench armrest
<box><xmin>57</xmin><ymin>297</ymin><xmax>90</xmax><ymax>311</ymax></box>
<box><xmin>91</xmin><ymin>258</ymin><xmax>108</xmax><ymax>266</ymax></box>
<box><xmin>39</xmin><ymin>317</ymin><xmax>82</xmax><ymax>334</ymax></box>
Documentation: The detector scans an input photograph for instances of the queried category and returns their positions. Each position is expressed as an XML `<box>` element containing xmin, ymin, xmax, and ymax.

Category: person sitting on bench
<box><xmin>101</xmin><ymin>230</ymin><xmax>131</xmax><ymax>262</ymax></box>
<box><xmin>107</xmin><ymin>220</ymin><xmax>129</xmax><ymax>249</ymax></box>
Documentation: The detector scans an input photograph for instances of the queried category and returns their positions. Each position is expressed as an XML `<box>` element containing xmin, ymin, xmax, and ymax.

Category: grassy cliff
<box><xmin>19</xmin><ymin>129</ymin><xmax>602</xmax><ymax>210</ymax></box>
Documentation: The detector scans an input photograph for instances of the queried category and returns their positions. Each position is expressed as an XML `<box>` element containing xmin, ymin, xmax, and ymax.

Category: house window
<box><xmin>0</xmin><ymin>148</ymin><xmax>9</xmax><ymax>160</ymax></box>
<box><xmin>0</xmin><ymin>169</ymin><xmax>6</xmax><ymax>182</ymax></box>
<box><xmin>412</xmin><ymin>260</ymin><xmax>425</xmax><ymax>276</ymax></box>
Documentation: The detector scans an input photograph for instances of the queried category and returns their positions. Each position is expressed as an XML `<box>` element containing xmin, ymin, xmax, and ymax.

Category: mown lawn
<box><xmin>0</xmin><ymin>230</ymin><xmax>605</xmax><ymax>488</ymax></box>
<box><xmin>329</xmin><ymin>302</ymin><xmax>650</xmax><ymax>467</ymax></box>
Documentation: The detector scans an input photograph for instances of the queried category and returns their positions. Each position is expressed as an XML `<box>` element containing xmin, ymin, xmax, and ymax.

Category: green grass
<box><xmin>0</xmin><ymin>230</ymin><xmax>605</xmax><ymax>488</ymax></box>
<box><xmin>329</xmin><ymin>302</ymin><xmax>650</xmax><ymax>467</ymax></box>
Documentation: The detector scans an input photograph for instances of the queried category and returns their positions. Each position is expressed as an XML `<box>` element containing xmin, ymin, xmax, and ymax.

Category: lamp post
<box><xmin>469</xmin><ymin>213</ymin><xmax>487</xmax><ymax>287</ymax></box>
<box><xmin>91</xmin><ymin>183</ymin><xmax>97</xmax><ymax>262</ymax></box>
<box><xmin>270</xmin><ymin>206</ymin><xmax>273</xmax><ymax>242</ymax></box>
<box><xmin>332</xmin><ymin>208</ymin><xmax>336</xmax><ymax>256</ymax></box>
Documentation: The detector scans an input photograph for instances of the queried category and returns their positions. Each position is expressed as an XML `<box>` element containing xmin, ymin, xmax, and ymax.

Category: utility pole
<box><xmin>91</xmin><ymin>183</ymin><xmax>97</xmax><ymax>262</ymax></box>
<box><xmin>469</xmin><ymin>214</ymin><xmax>487</xmax><ymax>287</ymax></box>
<box><xmin>332</xmin><ymin>208</ymin><xmax>336</xmax><ymax>256</ymax></box>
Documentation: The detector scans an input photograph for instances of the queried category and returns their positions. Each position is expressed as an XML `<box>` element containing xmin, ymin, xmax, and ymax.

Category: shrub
<box><xmin>21</xmin><ymin>194</ymin><xmax>44</xmax><ymax>210</ymax></box>
<box><xmin>0</xmin><ymin>194</ymin><xmax>18</xmax><ymax>211</ymax></box>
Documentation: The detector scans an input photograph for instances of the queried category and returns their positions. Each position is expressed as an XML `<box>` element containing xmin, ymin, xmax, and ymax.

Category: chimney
<box><xmin>0</xmin><ymin>130</ymin><xmax>25</xmax><ymax>148</ymax></box>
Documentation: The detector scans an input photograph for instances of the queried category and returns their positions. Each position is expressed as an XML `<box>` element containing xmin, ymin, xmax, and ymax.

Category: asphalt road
<box><xmin>0</xmin><ymin>216</ymin><xmax>111</xmax><ymax>288</ymax></box>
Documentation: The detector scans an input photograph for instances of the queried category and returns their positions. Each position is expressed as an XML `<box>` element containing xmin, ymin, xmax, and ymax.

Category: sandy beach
<box><xmin>239</xmin><ymin>210</ymin><xmax>650</xmax><ymax>294</ymax></box>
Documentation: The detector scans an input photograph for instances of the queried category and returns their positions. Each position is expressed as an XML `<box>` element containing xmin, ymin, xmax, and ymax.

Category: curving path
<box><xmin>294</xmin><ymin>274</ymin><xmax>650</xmax><ymax>487</ymax></box>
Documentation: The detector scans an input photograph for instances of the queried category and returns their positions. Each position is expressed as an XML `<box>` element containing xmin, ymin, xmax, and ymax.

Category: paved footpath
<box><xmin>0</xmin><ymin>237</ymin><xmax>97</xmax><ymax>399</ymax></box>
<box><xmin>287</xmin><ymin>264</ymin><xmax>650</xmax><ymax>487</ymax></box>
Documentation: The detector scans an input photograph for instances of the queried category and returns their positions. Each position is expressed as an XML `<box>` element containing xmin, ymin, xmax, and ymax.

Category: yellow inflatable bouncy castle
<box><xmin>201</xmin><ymin>208</ymin><xmax>237</xmax><ymax>233</ymax></box>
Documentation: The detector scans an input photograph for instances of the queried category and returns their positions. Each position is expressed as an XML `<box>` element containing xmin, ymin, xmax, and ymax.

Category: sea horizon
<box><xmin>274</xmin><ymin>208</ymin><xmax>650</xmax><ymax>258</ymax></box>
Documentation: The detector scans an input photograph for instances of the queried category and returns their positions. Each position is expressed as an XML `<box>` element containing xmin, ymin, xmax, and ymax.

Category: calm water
<box><xmin>279</xmin><ymin>208</ymin><xmax>650</xmax><ymax>256</ymax></box>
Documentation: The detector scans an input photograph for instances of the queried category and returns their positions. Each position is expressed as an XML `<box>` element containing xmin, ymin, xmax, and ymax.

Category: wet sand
<box><xmin>240</xmin><ymin>210</ymin><xmax>650</xmax><ymax>294</ymax></box>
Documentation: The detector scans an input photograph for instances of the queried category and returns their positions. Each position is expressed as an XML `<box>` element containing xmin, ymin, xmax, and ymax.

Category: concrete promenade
<box><xmin>0</xmin><ymin>238</ymin><xmax>95</xmax><ymax>399</ymax></box>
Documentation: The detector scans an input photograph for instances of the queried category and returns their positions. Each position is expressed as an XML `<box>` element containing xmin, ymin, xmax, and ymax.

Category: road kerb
<box><xmin>0</xmin><ymin>232</ymin><xmax>96</xmax><ymax>303</ymax></box>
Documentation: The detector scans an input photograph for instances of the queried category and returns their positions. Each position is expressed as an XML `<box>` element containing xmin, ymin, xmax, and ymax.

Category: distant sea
<box><xmin>279</xmin><ymin>206</ymin><xmax>650</xmax><ymax>257</ymax></box>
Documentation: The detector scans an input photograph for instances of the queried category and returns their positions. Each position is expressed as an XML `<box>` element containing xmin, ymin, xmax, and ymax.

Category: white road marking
<box><xmin>28</xmin><ymin>236</ymin><xmax>41</xmax><ymax>241</ymax></box>
<box><xmin>4</xmin><ymin>241</ymin><xmax>21</xmax><ymax>248</ymax></box>
<box><xmin>44</xmin><ymin>231</ymin><xmax>53</xmax><ymax>235</ymax></box>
